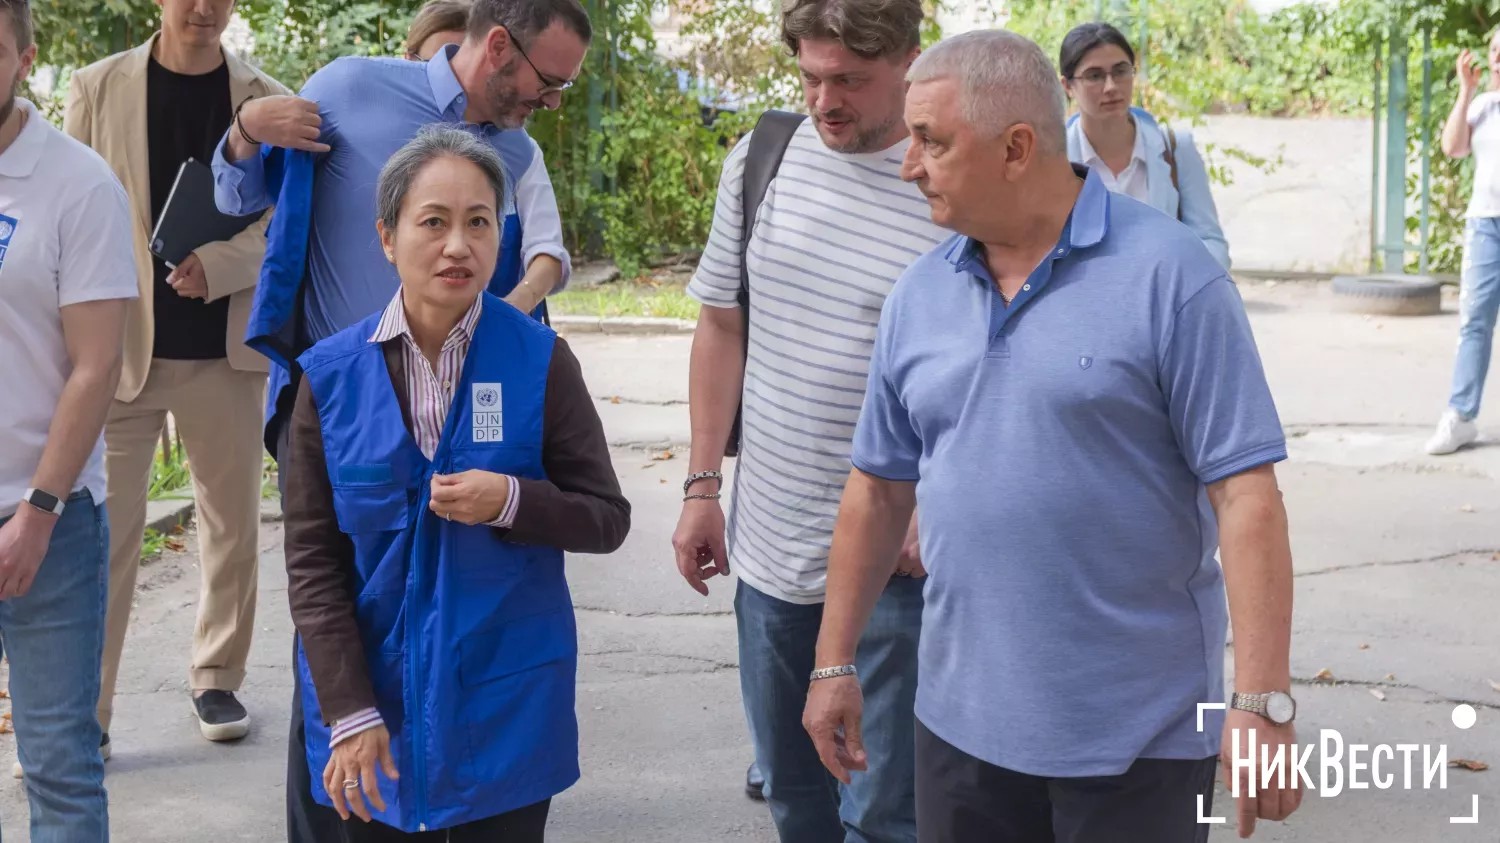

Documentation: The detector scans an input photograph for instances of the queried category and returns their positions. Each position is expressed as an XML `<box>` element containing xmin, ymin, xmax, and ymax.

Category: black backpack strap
<box><xmin>725</xmin><ymin>109</ymin><xmax>806</xmax><ymax>457</ymax></box>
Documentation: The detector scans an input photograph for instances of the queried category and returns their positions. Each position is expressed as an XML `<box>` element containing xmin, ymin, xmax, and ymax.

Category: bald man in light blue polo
<box><xmin>802</xmin><ymin>29</ymin><xmax>1303</xmax><ymax>843</ymax></box>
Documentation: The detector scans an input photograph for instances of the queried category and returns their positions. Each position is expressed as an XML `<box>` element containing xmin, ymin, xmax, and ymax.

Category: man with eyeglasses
<box><xmin>209</xmin><ymin>0</ymin><xmax>590</xmax><ymax>840</ymax></box>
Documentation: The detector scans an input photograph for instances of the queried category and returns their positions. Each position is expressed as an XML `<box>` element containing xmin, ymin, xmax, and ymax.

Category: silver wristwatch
<box><xmin>809</xmin><ymin>664</ymin><xmax>857</xmax><ymax>681</ymax></box>
<box><xmin>1231</xmin><ymin>690</ymin><xmax>1297</xmax><ymax>725</ymax></box>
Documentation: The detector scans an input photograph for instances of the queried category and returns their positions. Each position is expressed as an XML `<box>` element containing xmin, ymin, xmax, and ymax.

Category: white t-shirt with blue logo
<box><xmin>0</xmin><ymin>99</ymin><xmax>137</xmax><ymax>517</ymax></box>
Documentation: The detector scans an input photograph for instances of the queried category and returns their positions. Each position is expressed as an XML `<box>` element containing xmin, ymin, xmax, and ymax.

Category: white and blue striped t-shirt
<box><xmin>687</xmin><ymin>120</ymin><xmax>950</xmax><ymax>605</ymax></box>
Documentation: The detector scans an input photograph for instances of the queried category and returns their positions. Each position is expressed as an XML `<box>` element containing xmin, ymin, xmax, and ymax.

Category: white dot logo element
<box><xmin>1453</xmin><ymin>704</ymin><xmax>1477</xmax><ymax>730</ymax></box>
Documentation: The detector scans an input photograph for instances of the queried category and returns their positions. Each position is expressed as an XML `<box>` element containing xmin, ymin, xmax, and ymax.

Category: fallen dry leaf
<box><xmin>640</xmin><ymin>463</ymin><xmax>656</xmax><ymax>470</ymax></box>
<box><xmin>1359</xmin><ymin>643</ymin><xmax>1370</xmax><ymax>650</ymax></box>
<box><xmin>1315</xmin><ymin>668</ymin><xmax>1335</xmax><ymax>681</ymax></box>
<box><xmin>0</xmin><ymin>689</ymin><xmax>9</xmax><ymax>699</ymax></box>
<box><xmin>1492</xmin><ymin>553</ymin><xmax>1499</xmax><ymax>561</ymax></box>
<box><xmin>172</xmin><ymin>524</ymin><xmax>185</xmax><ymax>535</ymax></box>
<box><xmin>0</xmin><ymin>721</ymin><xmax>13</xmax><ymax>734</ymax></box>
<box><xmin>651</xmin><ymin>450</ymin><xmax>674</xmax><ymax>461</ymax></box>
<box><xmin>1450</xmin><ymin>759</ymin><xmax>1489</xmax><ymax>772</ymax></box>
<box><xmin>610</xmin><ymin>396</ymin><xmax>621</xmax><ymax>404</ymax></box>
<box><xmin>659</xmin><ymin>478</ymin><xmax>667</xmax><ymax>484</ymax></box>
<box><xmin>1369</xmin><ymin>689</ymin><xmax>1386</xmax><ymax>701</ymax></box>
<box><xmin>165</xmin><ymin>539</ymin><xmax>186</xmax><ymax>552</ymax></box>
<box><xmin>1385</xmin><ymin>673</ymin><xmax>1397</xmax><ymax>681</ymax></box>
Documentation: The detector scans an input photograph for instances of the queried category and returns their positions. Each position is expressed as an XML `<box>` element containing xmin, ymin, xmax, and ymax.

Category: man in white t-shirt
<box><xmin>0</xmin><ymin>1</ymin><xmax>138</xmax><ymax>836</ymax></box>
<box><xmin>669</xmin><ymin>0</ymin><xmax>949</xmax><ymax>838</ymax></box>
<box><xmin>1430</xmin><ymin>28</ymin><xmax>1500</xmax><ymax>455</ymax></box>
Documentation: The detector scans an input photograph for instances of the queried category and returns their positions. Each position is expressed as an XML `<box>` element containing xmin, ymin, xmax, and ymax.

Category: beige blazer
<box><xmin>63</xmin><ymin>33</ymin><xmax>291</xmax><ymax>403</ymax></box>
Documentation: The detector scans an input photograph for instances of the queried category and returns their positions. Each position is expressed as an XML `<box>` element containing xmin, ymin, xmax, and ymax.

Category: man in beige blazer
<box><xmin>63</xmin><ymin>0</ymin><xmax>289</xmax><ymax>756</ymax></box>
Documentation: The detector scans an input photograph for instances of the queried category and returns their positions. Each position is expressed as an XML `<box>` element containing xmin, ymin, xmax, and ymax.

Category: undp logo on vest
<box><xmin>472</xmin><ymin>383</ymin><xmax>504</xmax><ymax>443</ymax></box>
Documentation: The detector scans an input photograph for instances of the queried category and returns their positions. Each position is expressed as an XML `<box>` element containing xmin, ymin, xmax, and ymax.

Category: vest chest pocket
<box><xmin>331</xmin><ymin>483</ymin><xmax>412</xmax><ymax>534</ymax></box>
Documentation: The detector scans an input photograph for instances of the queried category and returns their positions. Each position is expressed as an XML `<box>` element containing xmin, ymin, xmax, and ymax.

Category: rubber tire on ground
<box><xmin>1329</xmin><ymin>274</ymin><xmax>1442</xmax><ymax>316</ymax></box>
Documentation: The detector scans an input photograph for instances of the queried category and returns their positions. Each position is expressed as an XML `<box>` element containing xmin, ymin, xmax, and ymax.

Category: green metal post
<box><xmin>1419</xmin><ymin>25</ymin><xmax>1432</xmax><ymax>274</ymax></box>
<box><xmin>1370</xmin><ymin>33</ymin><xmax>1382</xmax><ymax>273</ymax></box>
<box><xmin>1382</xmin><ymin>17</ymin><xmax>1409</xmax><ymax>273</ymax></box>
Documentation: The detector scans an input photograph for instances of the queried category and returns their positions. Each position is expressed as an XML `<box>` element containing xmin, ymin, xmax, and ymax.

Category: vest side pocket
<box><xmin>453</xmin><ymin>608</ymin><xmax>579</xmax><ymax>789</ymax></box>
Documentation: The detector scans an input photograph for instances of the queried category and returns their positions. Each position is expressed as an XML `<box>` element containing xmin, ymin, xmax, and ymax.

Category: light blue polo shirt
<box><xmin>852</xmin><ymin>168</ymin><xmax>1286</xmax><ymax>778</ymax></box>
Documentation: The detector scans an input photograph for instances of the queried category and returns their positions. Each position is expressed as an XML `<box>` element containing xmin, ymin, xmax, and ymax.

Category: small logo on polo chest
<box><xmin>1079</xmin><ymin>356</ymin><xmax>1094</xmax><ymax>370</ymax></box>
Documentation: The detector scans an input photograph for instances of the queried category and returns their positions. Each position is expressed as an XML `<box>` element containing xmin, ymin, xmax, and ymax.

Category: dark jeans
<box><xmin>914</xmin><ymin>719</ymin><xmax>1217</xmax><ymax>843</ymax></box>
<box><xmin>341</xmin><ymin>799</ymin><xmax>550</xmax><ymax>842</ymax></box>
<box><xmin>736</xmin><ymin>577</ymin><xmax>923</xmax><ymax>843</ymax></box>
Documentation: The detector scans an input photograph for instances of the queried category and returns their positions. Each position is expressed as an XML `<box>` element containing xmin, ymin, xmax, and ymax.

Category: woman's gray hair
<box><xmin>906</xmin><ymin>29</ymin><xmax>1068</xmax><ymax>153</ymax></box>
<box><xmin>376</xmin><ymin>125</ymin><xmax>508</xmax><ymax>230</ymax></box>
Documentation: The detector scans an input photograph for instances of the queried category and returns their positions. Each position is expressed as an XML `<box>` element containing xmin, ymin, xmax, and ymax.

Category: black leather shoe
<box><xmin>746</xmin><ymin>760</ymin><xmax>765</xmax><ymax>801</ymax></box>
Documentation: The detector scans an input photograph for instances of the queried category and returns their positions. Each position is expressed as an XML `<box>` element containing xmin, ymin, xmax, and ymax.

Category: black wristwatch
<box><xmin>21</xmin><ymin>487</ymin><xmax>64</xmax><ymax>516</ymax></box>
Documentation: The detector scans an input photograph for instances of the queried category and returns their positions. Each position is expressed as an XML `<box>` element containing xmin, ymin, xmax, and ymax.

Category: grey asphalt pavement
<box><xmin>1</xmin><ymin>280</ymin><xmax>1498</xmax><ymax>841</ymax></box>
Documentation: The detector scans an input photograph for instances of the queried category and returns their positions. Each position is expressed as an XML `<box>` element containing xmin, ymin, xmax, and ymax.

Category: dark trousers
<box><xmin>915</xmin><ymin>719</ymin><xmax>1217</xmax><ymax>843</ymax></box>
<box><xmin>341</xmin><ymin>799</ymin><xmax>551</xmax><ymax>842</ymax></box>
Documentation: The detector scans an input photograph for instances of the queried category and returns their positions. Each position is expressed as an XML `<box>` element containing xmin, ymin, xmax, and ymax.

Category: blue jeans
<box><xmin>736</xmin><ymin>577</ymin><xmax>923</xmax><ymax>843</ymax></box>
<box><xmin>1450</xmin><ymin>217</ymin><xmax>1500</xmax><ymax>420</ymax></box>
<box><xmin>0</xmin><ymin>492</ymin><xmax>110</xmax><ymax>842</ymax></box>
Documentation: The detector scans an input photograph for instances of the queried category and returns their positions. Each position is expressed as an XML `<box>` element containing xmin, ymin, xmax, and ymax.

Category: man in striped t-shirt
<box><xmin>670</xmin><ymin>0</ymin><xmax>948</xmax><ymax>838</ymax></box>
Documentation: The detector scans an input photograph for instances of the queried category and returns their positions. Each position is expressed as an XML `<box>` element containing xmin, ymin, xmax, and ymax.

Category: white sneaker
<box><xmin>1425</xmin><ymin>409</ymin><xmax>1479</xmax><ymax>455</ymax></box>
<box><xmin>10</xmin><ymin>761</ymin><xmax>18</xmax><ymax>779</ymax></box>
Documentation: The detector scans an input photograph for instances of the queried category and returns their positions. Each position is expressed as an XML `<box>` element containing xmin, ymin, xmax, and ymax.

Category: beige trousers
<box><xmin>97</xmin><ymin>358</ymin><xmax>267</xmax><ymax>733</ymax></box>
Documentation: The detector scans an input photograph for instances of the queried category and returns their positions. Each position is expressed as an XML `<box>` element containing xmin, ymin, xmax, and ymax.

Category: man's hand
<box><xmin>429</xmin><ymin>471</ymin><xmax>510</xmax><ymax>525</ymax></box>
<box><xmin>1221</xmin><ymin>709</ymin><xmax>1302</xmax><ymax>838</ymax></box>
<box><xmin>167</xmin><ymin>252</ymin><xmax>209</xmax><ymax>300</ymax></box>
<box><xmin>227</xmin><ymin>95</ymin><xmax>330</xmax><ymax>161</ymax></box>
<box><xmin>671</xmin><ymin>498</ymin><xmax>728</xmax><ymax>596</ymax></box>
<box><xmin>323</xmin><ymin>724</ymin><xmax>399</xmax><ymax>822</ymax></box>
<box><xmin>894</xmin><ymin>512</ymin><xmax>924</xmax><ymax>578</ymax></box>
<box><xmin>803</xmin><ymin>675</ymin><xmax>868</xmax><ymax>784</ymax></box>
<box><xmin>0</xmin><ymin>505</ymin><xmax>57</xmax><ymax>599</ymax></box>
<box><xmin>1459</xmin><ymin>49</ymin><xmax>1482</xmax><ymax>93</ymax></box>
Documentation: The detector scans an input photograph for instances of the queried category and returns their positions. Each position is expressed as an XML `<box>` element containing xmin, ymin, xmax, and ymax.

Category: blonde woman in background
<box><xmin>406</xmin><ymin>0</ymin><xmax>470</xmax><ymax>60</ymax></box>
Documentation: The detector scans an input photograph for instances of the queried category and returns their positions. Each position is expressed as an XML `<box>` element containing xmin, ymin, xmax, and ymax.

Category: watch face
<box><xmin>1265</xmin><ymin>692</ymin><xmax>1296</xmax><ymax>724</ymax></box>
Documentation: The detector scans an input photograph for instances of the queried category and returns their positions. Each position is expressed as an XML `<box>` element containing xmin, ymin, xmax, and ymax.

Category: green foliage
<box><xmin>236</xmin><ymin>0</ymin><xmax>426</xmax><ymax>87</ymax></box>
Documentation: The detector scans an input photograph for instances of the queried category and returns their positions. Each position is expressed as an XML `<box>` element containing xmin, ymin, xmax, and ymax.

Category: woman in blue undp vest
<box><xmin>281</xmin><ymin>125</ymin><xmax>630</xmax><ymax>841</ymax></box>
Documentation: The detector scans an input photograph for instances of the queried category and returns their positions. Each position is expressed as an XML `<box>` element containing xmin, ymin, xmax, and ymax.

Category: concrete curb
<box><xmin>552</xmin><ymin>315</ymin><xmax>696</xmax><ymax>336</ymax></box>
<box><xmin>144</xmin><ymin>498</ymin><xmax>195</xmax><ymax>536</ymax></box>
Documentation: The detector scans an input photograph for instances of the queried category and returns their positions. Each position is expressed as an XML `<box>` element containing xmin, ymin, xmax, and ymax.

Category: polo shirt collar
<box><xmin>0</xmin><ymin>99</ymin><xmax>48</xmax><ymax>178</ymax></box>
<box><xmin>945</xmin><ymin>164</ymin><xmax>1111</xmax><ymax>274</ymax></box>
<box><xmin>427</xmin><ymin>43</ymin><xmax>483</xmax><ymax>128</ymax></box>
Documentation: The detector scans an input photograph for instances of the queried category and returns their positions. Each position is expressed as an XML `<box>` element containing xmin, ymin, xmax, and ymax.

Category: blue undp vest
<box><xmin>295</xmin><ymin>294</ymin><xmax>578</xmax><ymax>833</ymax></box>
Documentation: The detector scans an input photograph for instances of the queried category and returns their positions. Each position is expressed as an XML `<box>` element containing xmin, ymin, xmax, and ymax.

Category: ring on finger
<box><xmin>343</xmin><ymin>778</ymin><xmax>360</xmax><ymax>790</ymax></box>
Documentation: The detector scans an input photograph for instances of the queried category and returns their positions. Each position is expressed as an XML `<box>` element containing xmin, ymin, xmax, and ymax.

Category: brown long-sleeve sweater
<box><xmin>282</xmin><ymin>336</ymin><xmax>630</xmax><ymax>722</ymax></box>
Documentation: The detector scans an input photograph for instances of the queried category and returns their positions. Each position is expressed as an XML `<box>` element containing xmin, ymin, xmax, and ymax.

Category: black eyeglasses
<box><xmin>1070</xmin><ymin>63</ymin><xmax>1136</xmax><ymax>87</ymax></box>
<box><xmin>504</xmin><ymin>26</ymin><xmax>574</xmax><ymax>95</ymax></box>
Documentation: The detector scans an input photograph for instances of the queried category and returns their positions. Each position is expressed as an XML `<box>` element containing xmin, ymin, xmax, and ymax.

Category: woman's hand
<box><xmin>323</xmin><ymin>725</ymin><xmax>399</xmax><ymax>822</ymax></box>
<box><xmin>429</xmin><ymin>470</ymin><xmax>512</xmax><ymax>525</ymax></box>
<box><xmin>1459</xmin><ymin>49</ymin><xmax>1482</xmax><ymax>93</ymax></box>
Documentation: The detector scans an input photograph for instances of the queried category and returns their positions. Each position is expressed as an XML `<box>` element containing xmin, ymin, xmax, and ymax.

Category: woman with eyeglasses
<box><xmin>406</xmin><ymin>1</ymin><xmax>470</xmax><ymax>61</ymax></box>
<box><xmin>1060</xmin><ymin>22</ymin><xmax>1231</xmax><ymax>269</ymax></box>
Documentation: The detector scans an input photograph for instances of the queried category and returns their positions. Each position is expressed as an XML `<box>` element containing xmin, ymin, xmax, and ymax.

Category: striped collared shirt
<box><xmin>330</xmin><ymin>290</ymin><xmax>519</xmax><ymax>748</ymax></box>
